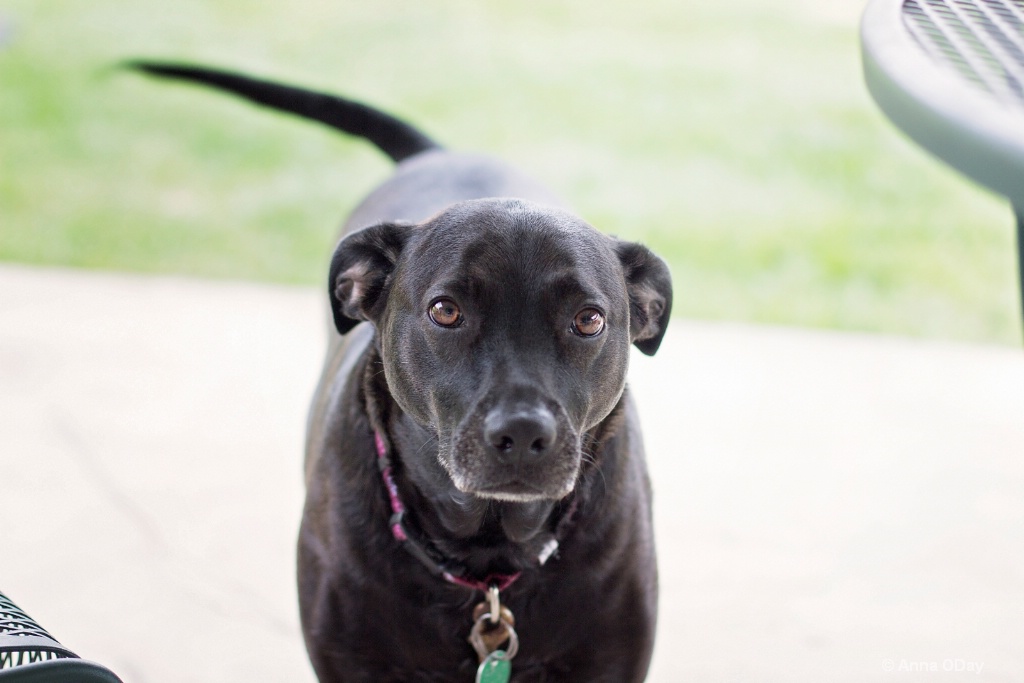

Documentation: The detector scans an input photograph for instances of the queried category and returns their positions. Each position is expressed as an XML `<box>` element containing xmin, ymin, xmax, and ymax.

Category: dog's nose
<box><xmin>484</xmin><ymin>408</ymin><xmax>557</xmax><ymax>461</ymax></box>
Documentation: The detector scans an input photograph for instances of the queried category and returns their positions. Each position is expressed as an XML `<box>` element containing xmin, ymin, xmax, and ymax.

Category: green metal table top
<box><xmin>862</xmin><ymin>0</ymin><xmax>1024</xmax><ymax>207</ymax></box>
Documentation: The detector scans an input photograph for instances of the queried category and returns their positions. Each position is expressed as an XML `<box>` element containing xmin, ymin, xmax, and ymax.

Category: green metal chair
<box><xmin>0</xmin><ymin>591</ymin><xmax>122</xmax><ymax>683</ymax></box>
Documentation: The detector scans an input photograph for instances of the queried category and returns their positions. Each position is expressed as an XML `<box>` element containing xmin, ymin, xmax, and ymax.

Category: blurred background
<box><xmin>4</xmin><ymin>2</ymin><xmax>1024</xmax><ymax>681</ymax></box>
<box><xmin>1</xmin><ymin>0</ymin><xmax>1020</xmax><ymax>345</ymax></box>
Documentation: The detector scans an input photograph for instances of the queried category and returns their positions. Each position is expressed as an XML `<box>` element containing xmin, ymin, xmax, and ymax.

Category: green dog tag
<box><xmin>476</xmin><ymin>650</ymin><xmax>511</xmax><ymax>683</ymax></box>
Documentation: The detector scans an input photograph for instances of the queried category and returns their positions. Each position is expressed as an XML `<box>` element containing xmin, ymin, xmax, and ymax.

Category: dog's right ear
<box><xmin>328</xmin><ymin>221</ymin><xmax>414</xmax><ymax>334</ymax></box>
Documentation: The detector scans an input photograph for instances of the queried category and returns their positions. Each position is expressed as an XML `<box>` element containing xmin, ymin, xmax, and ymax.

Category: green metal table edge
<box><xmin>861</xmin><ymin>0</ymin><xmax>1024</xmax><ymax>323</ymax></box>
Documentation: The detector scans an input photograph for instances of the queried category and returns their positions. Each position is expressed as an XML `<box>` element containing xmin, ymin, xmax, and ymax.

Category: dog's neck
<box><xmin>360</xmin><ymin>344</ymin><xmax>618</xmax><ymax>578</ymax></box>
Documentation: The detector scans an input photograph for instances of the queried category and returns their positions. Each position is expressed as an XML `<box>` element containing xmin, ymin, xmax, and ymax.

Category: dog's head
<box><xmin>329</xmin><ymin>198</ymin><xmax>671</xmax><ymax>503</ymax></box>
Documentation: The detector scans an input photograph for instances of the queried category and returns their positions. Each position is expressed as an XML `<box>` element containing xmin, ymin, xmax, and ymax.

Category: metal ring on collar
<box><xmin>473</xmin><ymin>612</ymin><xmax>519</xmax><ymax>660</ymax></box>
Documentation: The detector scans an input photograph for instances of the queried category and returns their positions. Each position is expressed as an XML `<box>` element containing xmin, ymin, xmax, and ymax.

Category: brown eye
<box><xmin>429</xmin><ymin>298</ymin><xmax>463</xmax><ymax>327</ymax></box>
<box><xmin>572</xmin><ymin>308</ymin><xmax>605</xmax><ymax>337</ymax></box>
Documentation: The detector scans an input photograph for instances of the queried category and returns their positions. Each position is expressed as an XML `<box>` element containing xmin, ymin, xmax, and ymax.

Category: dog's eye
<box><xmin>572</xmin><ymin>308</ymin><xmax>605</xmax><ymax>337</ymax></box>
<box><xmin>429</xmin><ymin>298</ymin><xmax>463</xmax><ymax>328</ymax></box>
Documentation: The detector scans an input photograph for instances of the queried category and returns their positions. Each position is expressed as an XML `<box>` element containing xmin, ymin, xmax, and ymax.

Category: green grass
<box><xmin>1</xmin><ymin>0</ymin><xmax>1019</xmax><ymax>344</ymax></box>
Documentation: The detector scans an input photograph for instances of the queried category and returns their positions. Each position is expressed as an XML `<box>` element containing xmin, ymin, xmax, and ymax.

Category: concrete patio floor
<box><xmin>2</xmin><ymin>263</ymin><xmax>1023</xmax><ymax>682</ymax></box>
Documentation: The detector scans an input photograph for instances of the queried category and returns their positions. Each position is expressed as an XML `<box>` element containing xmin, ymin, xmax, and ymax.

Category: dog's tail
<box><xmin>124</xmin><ymin>61</ymin><xmax>441</xmax><ymax>164</ymax></box>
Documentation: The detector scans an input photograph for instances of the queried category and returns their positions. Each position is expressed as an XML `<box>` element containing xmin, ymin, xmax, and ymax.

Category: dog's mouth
<box><xmin>472</xmin><ymin>478</ymin><xmax>563</xmax><ymax>503</ymax></box>
<box><xmin>443</xmin><ymin>457</ymin><xmax>580</xmax><ymax>502</ymax></box>
<box><xmin>443</xmin><ymin>469</ymin><xmax>574</xmax><ymax>543</ymax></box>
<box><xmin>443</xmin><ymin>402</ymin><xmax>582</xmax><ymax>503</ymax></box>
<box><xmin>436</xmin><ymin>389</ymin><xmax>585</xmax><ymax>507</ymax></box>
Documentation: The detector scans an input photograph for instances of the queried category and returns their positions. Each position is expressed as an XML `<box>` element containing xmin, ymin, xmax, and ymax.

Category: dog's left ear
<box><xmin>328</xmin><ymin>221</ymin><xmax>414</xmax><ymax>334</ymax></box>
<box><xmin>615</xmin><ymin>241</ymin><xmax>673</xmax><ymax>356</ymax></box>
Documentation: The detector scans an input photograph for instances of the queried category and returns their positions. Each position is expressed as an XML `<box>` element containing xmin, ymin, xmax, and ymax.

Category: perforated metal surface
<box><xmin>903</xmin><ymin>0</ymin><xmax>1024</xmax><ymax>106</ymax></box>
<box><xmin>0</xmin><ymin>592</ymin><xmax>77</xmax><ymax>669</ymax></box>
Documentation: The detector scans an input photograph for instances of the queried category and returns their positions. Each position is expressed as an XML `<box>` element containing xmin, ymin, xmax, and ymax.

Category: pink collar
<box><xmin>374</xmin><ymin>431</ymin><xmax>522</xmax><ymax>593</ymax></box>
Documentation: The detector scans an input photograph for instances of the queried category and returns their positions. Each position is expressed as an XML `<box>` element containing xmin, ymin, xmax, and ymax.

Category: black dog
<box><xmin>131</xmin><ymin>63</ymin><xmax>672</xmax><ymax>683</ymax></box>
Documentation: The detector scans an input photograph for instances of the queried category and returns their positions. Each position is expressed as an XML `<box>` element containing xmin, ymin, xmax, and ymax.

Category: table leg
<box><xmin>1017</xmin><ymin>206</ymin><xmax>1024</xmax><ymax>327</ymax></box>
